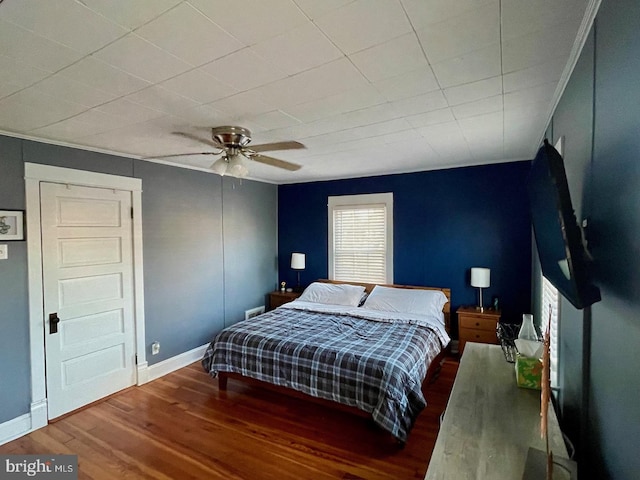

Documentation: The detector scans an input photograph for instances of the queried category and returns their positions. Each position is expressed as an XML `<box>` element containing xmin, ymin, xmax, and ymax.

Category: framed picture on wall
<box><xmin>0</xmin><ymin>210</ymin><xmax>25</xmax><ymax>241</ymax></box>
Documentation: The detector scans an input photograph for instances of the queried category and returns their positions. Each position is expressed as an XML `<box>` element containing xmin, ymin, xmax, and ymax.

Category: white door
<box><xmin>40</xmin><ymin>182</ymin><xmax>136</xmax><ymax>419</ymax></box>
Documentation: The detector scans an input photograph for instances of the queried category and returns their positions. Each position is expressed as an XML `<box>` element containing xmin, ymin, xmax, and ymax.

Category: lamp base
<box><xmin>294</xmin><ymin>270</ymin><xmax>302</xmax><ymax>293</ymax></box>
<box><xmin>476</xmin><ymin>287</ymin><xmax>485</xmax><ymax>313</ymax></box>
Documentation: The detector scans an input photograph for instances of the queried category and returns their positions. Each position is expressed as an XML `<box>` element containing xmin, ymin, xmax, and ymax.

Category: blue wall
<box><xmin>588</xmin><ymin>1</ymin><xmax>640</xmax><ymax>477</ymax></box>
<box><xmin>278</xmin><ymin>161</ymin><xmax>533</xmax><ymax>327</ymax></box>
<box><xmin>0</xmin><ymin>136</ymin><xmax>31</xmax><ymax>423</ymax></box>
<box><xmin>547</xmin><ymin>27</ymin><xmax>596</xmax><ymax>466</ymax></box>
<box><xmin>222</xmin><ymin>177</ymin><xmax>279</xmax><ymax>325</ymax></box>
<box><xmin>134</xmin><ymin>160</ymin><xmax>226</xmax><ymax>362</ymax></box>
<box><xmin>0</xmin><ymin>136</ymin><xmax>277</xmax><ymax>424</ymax></box>
<box><xmin>536</xmin><ymin>0</ymin><xmax>640</xmax><ymax>477</ymax></box>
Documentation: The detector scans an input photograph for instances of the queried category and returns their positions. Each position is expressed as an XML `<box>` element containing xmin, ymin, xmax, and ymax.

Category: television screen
<box><xmin>527</xmin><ymin>140</ymin><xmax>600</xmax><ymax>309</ymax></box>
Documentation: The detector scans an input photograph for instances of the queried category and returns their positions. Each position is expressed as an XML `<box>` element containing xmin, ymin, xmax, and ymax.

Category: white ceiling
<box><xmin>0</xmin><ymin>0</ymin><xmax>594</xmax><ymax>184</ymax></box>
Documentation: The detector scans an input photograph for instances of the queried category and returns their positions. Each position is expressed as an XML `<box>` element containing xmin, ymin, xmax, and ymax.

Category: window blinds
<box><xmin>332</xmin><ymin>204</ymin><xmax>387</xmax><ymax>284</ymax></box>
<box><xmin>542</xmin><ymin>275</ymin><xmax>559</xmax><ymax>388</ymax></box>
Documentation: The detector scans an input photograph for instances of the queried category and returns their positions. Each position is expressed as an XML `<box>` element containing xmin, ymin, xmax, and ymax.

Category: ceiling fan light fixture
<box><xmin>227</xmin><ymin>153</ymin><xmax>249</xmax><ymax>178</ymax></box>
<box><xmin>166</xmin><ymin>126</ymin><xmax>304</xmax><ymax>176</ymax></box>
<box><xmin>211</xmin><ymin>157</ymin><xmax>228</xmax><ymax>176</ymax></box>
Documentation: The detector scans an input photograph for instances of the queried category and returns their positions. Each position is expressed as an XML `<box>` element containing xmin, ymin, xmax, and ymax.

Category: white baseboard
<box><xmin>0</xmin><ymin>399</ymin><xmax>48</xmax><ymax>446</ymax></box>
<box><xmin>0</xmin><ymin>413</ymin><xmax>31</xmax><ymax>446</ymax></box>
<box><xmin>1</xmin><ymin>345</ymin><xmax>209</xmax><ymax>445</ymax></box>
<box><xmin>145</xmin><ymin>343</ymin><xmax>209</xmax><ymax>383</ymax></box>
<box><xmin>30</xmin><ymin>399</ymin><xmax>47</xmax><ymax>431</ymax></box>
<box><xmin>136</xmin><ymin>361</ymin><xmax>149</xmax><ymax>386</ymax></box>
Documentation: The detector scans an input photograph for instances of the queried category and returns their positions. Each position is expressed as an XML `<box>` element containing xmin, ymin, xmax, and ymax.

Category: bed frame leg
<box><xmin>218</xmin><ymin>373</ymin><xmax>228</xmax><ymax>391</ymax></box>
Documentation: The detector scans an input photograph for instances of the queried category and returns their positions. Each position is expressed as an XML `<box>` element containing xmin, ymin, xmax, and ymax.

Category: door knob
<box><xmin>49</xmin><ymin>313</ymin><xmax>60</xmax><ymax>334</ymax></box>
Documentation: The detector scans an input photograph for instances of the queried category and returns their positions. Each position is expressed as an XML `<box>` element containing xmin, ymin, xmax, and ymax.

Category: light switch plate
<box><xmin>0</xmin><ymin>244</ymin><xmax>7</xmax><ymax>260</ymax></box>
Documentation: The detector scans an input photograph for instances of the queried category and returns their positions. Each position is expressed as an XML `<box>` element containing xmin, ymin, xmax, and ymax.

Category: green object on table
<box><xmin>515</xmin><ymin>354</ymin><xmax>542</xmax><ymax>390</ymax></box>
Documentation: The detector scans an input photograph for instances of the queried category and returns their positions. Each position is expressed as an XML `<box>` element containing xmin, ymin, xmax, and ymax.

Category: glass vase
<box><xmin>518</xmin><ymin>313</ymin><xmax>538</xmax><ymax>341</ymax></box>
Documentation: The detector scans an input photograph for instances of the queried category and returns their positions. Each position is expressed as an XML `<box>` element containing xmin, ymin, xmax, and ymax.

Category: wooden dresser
<box><xmin>457</xmin><ymin>306</ymin><xmax>501</xmax><ymax>355</ymax></box>
<box><xmin>424</xmin><ymin>344</ymin><xmax>569</xmax><ymax>479</ymax></box>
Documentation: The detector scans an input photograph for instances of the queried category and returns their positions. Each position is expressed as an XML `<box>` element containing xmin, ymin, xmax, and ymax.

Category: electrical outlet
<box><xmin>151</xmin><ymin>341</ymin><xmax>160</xmax><ymax>355</ymax></box>
<box><xmin>0</xmin><ymin>245</ymin><xmax>7</xmax><ymax>260</ymax></box>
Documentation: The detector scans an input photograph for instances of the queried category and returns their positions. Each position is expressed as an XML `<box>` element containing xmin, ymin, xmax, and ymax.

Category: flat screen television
<box><xmin>527</xmin><ymin>139</ymin><xmax>600</xmax><ymax>309</ymax></box>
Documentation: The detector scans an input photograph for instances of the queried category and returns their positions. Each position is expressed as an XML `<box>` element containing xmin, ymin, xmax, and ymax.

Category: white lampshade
<box><xmin>470</xmin><ymin>267</ymin><xmax>490</xmax><ymax>288</ymax></box>
<box><xmin>211</xmin><ymin>157</ymin><xmax>227</xmax><ymax>176</ymax></box>
<box><xmin>291</xmin><ymin>253</ymin><xmax>306</xmax><ymax>270</ymax></box>
<box><xmin>227</xmin><ymin>153</ymin><xmax>249</xmax><ymax>178</ymax></box>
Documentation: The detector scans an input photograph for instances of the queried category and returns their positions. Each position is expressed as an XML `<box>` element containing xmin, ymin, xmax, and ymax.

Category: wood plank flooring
<box><xmin>0</xmin><ymin>358</ymin><xmax>458</xmax><ymax>480</ymax></box>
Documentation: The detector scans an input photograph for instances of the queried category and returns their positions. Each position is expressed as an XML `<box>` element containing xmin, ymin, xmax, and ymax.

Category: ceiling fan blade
<box><xmin>172</xmin><ymin>131</ymin><xmax>223</xmax><ymax>149</ymax></box>
<box><xmin>143</xmin><ymin>152</ymin><xmax>218</xmax><ymax>159</ymax></box>
<box><xmin>248</xmin><ymin>141</ymin><xmax>306</xmax><ymax>153</ymax></box>
<box><xmin>249</xmin><ymin>153</ymin><xmax>302</xmax><ymax>171</ymax></box>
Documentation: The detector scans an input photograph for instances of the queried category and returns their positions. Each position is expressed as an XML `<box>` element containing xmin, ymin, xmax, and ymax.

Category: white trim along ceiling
<box><xmin>1</xmin><ymin>1</ymin><xmax>599</xmax><ymax>184</ymax></box>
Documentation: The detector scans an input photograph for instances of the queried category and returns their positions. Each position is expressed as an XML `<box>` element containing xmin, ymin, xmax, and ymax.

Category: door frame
<box><xmin>25</xmin><ymin>163</ymin><xmax>147</xmax><ymax>429</ymax></box>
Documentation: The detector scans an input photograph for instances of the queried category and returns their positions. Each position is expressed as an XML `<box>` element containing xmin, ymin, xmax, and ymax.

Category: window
<box><xmin>541</xmin><ymin>274</ymin><xmax>560</xmax><ymax>388</ymax></box>
<box><xmin>539</xmin><ymin>136</ymin><xmax>563</xmax><ymax>390</ymax></box>
<box><xmin>328</xmin><ymin>193</ymin><xmax>393</xmax><ymax>284</ymax></box>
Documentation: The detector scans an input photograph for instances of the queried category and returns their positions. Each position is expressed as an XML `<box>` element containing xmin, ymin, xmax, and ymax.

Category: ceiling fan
<box><xmin>147</xmin><ymin>126</ymin><xmax>304</xmax><ymax>178</ymax></box>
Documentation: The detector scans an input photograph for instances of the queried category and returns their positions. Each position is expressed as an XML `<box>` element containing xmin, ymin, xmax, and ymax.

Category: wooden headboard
<box><xmin>318</xmin><ymin>279</ymin><xmax>451</xmax><ymax>334</ymax></box>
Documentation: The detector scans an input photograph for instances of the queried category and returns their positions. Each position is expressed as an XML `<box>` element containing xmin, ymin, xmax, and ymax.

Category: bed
<box><xmin>201</xmin><ymin>280</ymin><xmax>451</xmax><ymax>443</ymax></box>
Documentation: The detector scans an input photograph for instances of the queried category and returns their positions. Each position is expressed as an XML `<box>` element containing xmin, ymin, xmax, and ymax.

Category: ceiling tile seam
<box><xmin>4</xmin><ymin>66</ymin><xmax>146</xmax><ymax>119</ymax></box>
<box><xmin>46</xmin><ymin>50</ymin><xmax>252</xmax><ymax>124</ymax></box>
<box><xmin>70</xmin><ymin>1</ymin><xmax>253</xmax><ymax>92</ymax></box>
<box><xmin>0</xmin><ymin>7</ymin><xmax>127</xmax><ymax>54</ymax></box>
<box><xmin>21</xmin><ymin>94</ymin><xmax>183</xmax><ymax>138</ymax></box>
<box><xmin>387</xmin><ymin>0</ymin><xmax>446</xmax><ymax>159</ymax></box>
<box><xmin>184</xmin><ymin>0</ymin><xmax>270</xmax><ymax>51</ymax></box>
<box><xmin>220</xmin><ymin>14</ymin><xmax>385</xmax><ymax>94</ymax></box>
<box><xmin>2</xmin><ymin>6</ymin><xmax>180</xmax><ymax>84</ymax></box>
<box><xmin>0</xmin><ymin>15</ymin><xmax>225</xmax><ymax>111</ymax></box>
<box><xmin>71</xmin><ymin>0</ymin><xmax>178</xmax><ymax>35</ymax></box>
<box><xmin>196</xmin><ymin>59</ymin><xmax>355</xmax><ymax>116</ymax></box>
<box><xmin>398</xmin><ymin>0</ymin><xmax>483</xmax><ymax>161</ymax></box>
<box><xmin>76</xmin><ymin>0</ymin><xmax>187</xmax><ymax>33</ymax></box>
<box><xmin>273</xmin><ymin>104</ymin><xmax>422</xmax><ymax>143</ymax></box>
<box><xmin>193</xmin><ymin>48</ymin><xmax>291</xmax><ymax>99</ymax></box>
<box><xmin>73</xmin><ymin>3</ymin><xmax>253</xmax><ymax>84</ymax></box>
<box><xmin>398</xmin><ymin>1</ymin><xmax>443</xmax><ymax>93</ymax></box>
<box><xmin>290</xmin><ymin>0</ymin><xmax>315</xmax><ymax>23</ymax></box>
<box><xmin>0</xmin><ymin>21</ymin><xmax>91</xmax><ymax>101</ymax></box>
<box><xmin>16</xmin><ymin>80</ymin><xmax>189</xmax><ymax>135</ymax></box>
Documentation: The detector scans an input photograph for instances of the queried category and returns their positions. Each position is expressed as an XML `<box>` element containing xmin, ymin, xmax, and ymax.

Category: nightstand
<box><xmin>457</xmin><ymin>306</ymin><xmax>501</xmax><ymax>355</ymax></box>
<box><xmin>268</xmin><ymin>291</ymin><xmax>301</xmax><ymax>310</ymax></box>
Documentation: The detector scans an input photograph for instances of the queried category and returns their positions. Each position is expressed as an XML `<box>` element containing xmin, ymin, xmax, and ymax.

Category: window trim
<box><xmin>328</xmin><ymin>192</ymin><xmax>393</xmax><ymax>284</ymax></box>
<box><xmin>541</xmin><ymin>274</ymin><xmax>560</xmax><ymax>388</ymax></box>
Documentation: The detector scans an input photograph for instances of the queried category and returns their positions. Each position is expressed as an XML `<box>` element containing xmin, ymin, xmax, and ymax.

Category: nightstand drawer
<box><xmin>459</xmin><ymin>314</ymin><xmax>497</xmax><ymax>331</ymax></box>
<box><xmin>459</xmin><ymin>328</ymin><xmax>498</xmax><ymax>345</ymax></box>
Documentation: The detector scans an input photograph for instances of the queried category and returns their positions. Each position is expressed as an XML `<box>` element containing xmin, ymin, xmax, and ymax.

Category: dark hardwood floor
<box><xmin>0</xmin><ymin>358</ymin><xmax>458</xmax><ymax>479</ymax></box>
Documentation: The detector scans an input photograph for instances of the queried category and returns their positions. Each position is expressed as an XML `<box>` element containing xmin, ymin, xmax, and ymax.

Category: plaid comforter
<box><xmin>201</xmin><ymin>303</ymin><xmax>447</xmax><ymax>442</ymax></box>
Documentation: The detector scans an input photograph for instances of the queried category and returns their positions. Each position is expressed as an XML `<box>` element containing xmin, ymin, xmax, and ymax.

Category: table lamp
<box><xmin>471</xmin><ymin>267</ymin><xmax>490</xmax><ymax>312</ymax></box>
<box><xmin>291</xmin><ymin>253</ymin><xmax>306</xmax><ymax>292</ymax></box>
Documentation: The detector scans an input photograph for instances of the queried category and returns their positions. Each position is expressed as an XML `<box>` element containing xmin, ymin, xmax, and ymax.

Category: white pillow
<box><xmin>361</xmin><ymin>285</ymin><xmax>448</xmax><ymax>318</ymax></box>
<box><xmin>297</xmin><ymin>282</ymin><xmax>366</xmax><ymax>306</ymax></box>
